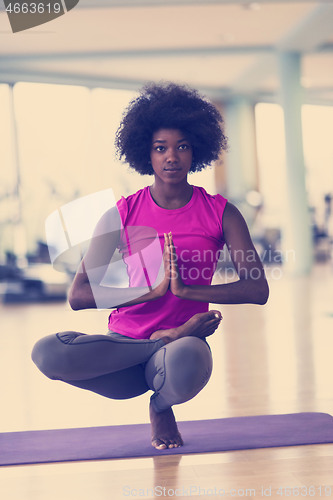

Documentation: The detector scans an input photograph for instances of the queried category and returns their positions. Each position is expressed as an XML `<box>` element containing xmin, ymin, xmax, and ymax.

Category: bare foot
<box><xmin>150</xmin><ymin>310</ymin><xmax>222</xmax><ymax>343</ymax></box>
<box><xmin>150</xmin><ymin>401</ymin><xmax>183</xmax><ymax>450</ymax></box>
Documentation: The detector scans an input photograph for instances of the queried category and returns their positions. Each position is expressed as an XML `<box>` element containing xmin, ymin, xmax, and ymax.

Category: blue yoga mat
<box><xmin>1</xmin><ymin>412</ymin><xmax>333</xmax><ymax>466</ymax></box>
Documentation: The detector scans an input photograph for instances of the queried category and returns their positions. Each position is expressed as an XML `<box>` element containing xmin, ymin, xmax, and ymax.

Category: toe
<box><xmin>168</xmin><ymin>441</ymin><xmax>179</xmax><ymax>448</ymax></box>
<box><xmin>211</xmin><ymin>310</ymin><xmax>222</xmax><ymax>320</ymax></box>
<box><xmin>175</xmin><ymin>434</ymin><xmax>184</xmax><ymax>447</ymax></box>
<box><xmin>152</xmin><ymin>439</ymin><xmax>167</xmax><ymax>450</ymax></box>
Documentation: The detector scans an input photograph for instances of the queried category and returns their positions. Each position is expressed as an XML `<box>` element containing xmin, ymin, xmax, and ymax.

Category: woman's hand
<box><xmin>168</xmin><ymin>232</ymin><xmax>186</xmax><ymax>298</ymax></box>
<box><xmin>152</xmin><ymin>232</ymin><xmax>186</xmax><ymax>299</ymax></box>
<box><xmin>150</xmin><ymin>233</ymin><xmax>171</xmax><ymax>299</ymax></box>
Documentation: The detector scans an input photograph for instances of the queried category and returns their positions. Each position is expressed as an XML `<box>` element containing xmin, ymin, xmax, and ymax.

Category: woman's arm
<box><xmin>68</xmin><ymin>208</ymin><xmax>170</xmax><ymax>310</ymax></box>
<box><xmin>169</xmin><ymin>202</ymin><xmax>269</xmax><ymax>305</ymax></box>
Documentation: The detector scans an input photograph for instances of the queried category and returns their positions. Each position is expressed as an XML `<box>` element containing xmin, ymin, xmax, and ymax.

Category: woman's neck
<box><xmin>149</xmin><ymin>181</ymin><xmax>193</xmax><ymax>210</ymax></box>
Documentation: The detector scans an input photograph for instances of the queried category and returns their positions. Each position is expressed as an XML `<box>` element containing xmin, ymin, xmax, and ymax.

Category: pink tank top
<box><xmin>108</xmin><ymin>186</ymin><xmax>227</xmax><ymax>339</ymax></box>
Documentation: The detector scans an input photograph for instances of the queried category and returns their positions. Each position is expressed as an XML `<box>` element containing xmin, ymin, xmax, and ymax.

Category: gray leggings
<box><xmin>31</xmin><ymin>331</ymin><xmax>213</xmax><ymax>412</ymax></box>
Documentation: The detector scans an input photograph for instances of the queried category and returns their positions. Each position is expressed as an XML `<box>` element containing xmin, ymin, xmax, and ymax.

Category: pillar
<box><xmin>223</xmin><ymin>97</ymin><xmax>259</xmax><ymax>202</ymax></box>
<box><xmin>278</xmin><ymin>52</ymin><xmax>313</xmax><ymax>274</ymax></box>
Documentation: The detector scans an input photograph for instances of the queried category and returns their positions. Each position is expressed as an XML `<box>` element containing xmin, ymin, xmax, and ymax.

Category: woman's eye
<box><xmin>155</xmin><ymin>146</ymin><xmax>165</xmax><ymax>152</ymax></box>
<box><xmin>179</xmin><ymin>144</ymin><xmax>190</xmax><ymax>150</ymax></box>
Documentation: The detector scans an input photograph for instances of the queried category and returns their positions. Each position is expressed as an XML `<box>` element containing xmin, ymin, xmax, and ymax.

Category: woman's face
<box><xmin>150</xmin><ymin>128</ymin><xmax>193</xmax><ymax>185</ymax></box>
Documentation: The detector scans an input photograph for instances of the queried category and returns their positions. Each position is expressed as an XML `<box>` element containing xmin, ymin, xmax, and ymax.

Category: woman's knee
<box><xmin>31</xmin><ymin>332</ymin><xmax>78</xmax><ymax>380</ymax></box>
<box><xmin>146</xmin><ymin>336</ymin><xmax>213</xmax><ymax>407</ymax></box>
<box><xmin>167</xmin><ymin>337</ymin><xmax>213</xmax><ymax>395</ymax></box>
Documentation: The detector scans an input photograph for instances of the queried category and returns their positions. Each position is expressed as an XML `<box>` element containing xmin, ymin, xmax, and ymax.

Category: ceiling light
<box><xmin>243</xmin><ymin>2</ymin><xmax>261</xmax><ymax>11</ymax></box>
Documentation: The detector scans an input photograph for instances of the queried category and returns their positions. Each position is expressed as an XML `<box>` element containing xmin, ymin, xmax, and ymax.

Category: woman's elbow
<box><xmin>68</xmin><ymin>284</ymin><xmax>96</xmax><ymax>310</ymax></box>
<box><xmin>67</xmin><ymin>286</ymin><xmax>85</xmax><ymax>310</ymax></box>
<box><xmin>255</xmin><ymin>279</ymin><xmax>269</xmax><ymax>305</ymax></box>
<box><xmin>68</xmin><ymin>291</ymin><xmax>81</xmax><ymax>310</ymax></box>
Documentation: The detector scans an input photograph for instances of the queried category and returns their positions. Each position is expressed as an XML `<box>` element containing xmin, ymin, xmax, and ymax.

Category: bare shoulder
<box><xmin>222</xmin><ymin>202</ymin><xmax>249</xmax><ymax>235</ymax></box>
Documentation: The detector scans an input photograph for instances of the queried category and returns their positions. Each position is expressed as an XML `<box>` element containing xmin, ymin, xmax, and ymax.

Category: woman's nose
<box><xmin>167</xmin><ymin>149</ymin><xmax>178</xmax><ymax>162</ymax></box>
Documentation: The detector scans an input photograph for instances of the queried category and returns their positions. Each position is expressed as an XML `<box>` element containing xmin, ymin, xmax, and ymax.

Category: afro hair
<box><xmin>115</xmin><ymin>82</ymin><xmax>228</xmax><ymax>175</ymax></box>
